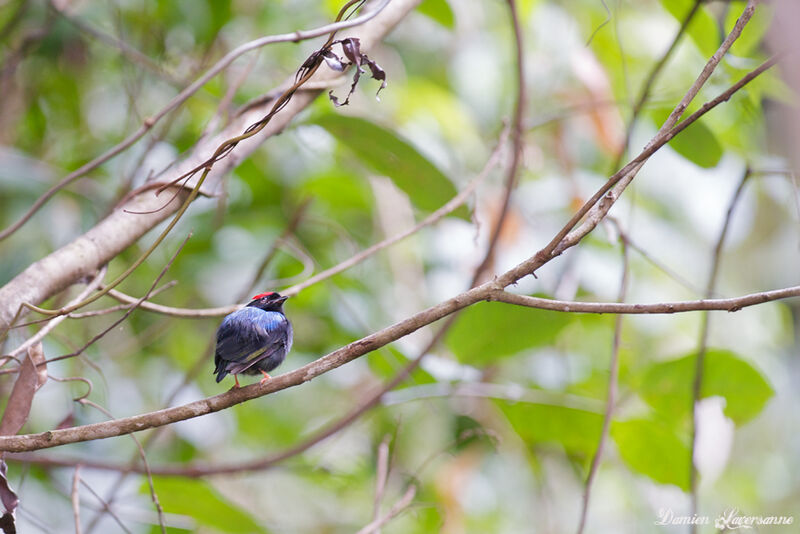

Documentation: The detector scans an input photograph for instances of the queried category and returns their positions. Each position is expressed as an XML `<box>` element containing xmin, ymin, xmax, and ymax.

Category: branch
<box><xmin>491</xmin><ymin>286</ymin><xmax>800</xmax><ymax>314</ymax></box>
<box><xmin>382</xmin><ymin>382</ymin><xmax>603</xmax><ymax>412</ymax></box>
<box><xmin>7</xmin><ymin>379</ymin><xmax>604</xmax><ymax>475</ymax></box>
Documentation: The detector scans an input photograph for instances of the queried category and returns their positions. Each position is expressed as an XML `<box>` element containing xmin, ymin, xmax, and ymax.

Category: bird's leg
<box><xmin>259</xmin><ymin>370</ymin><xmax>272</xmax><ymax>384</ymax></box>
<box><xmin>234</xmin><ymin>375</ymin><xmax>241</xmax><ymax>388</ymax></box>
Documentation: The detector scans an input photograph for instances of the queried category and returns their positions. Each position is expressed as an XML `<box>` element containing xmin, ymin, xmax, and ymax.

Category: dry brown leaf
<box><xmin>0</xmin><ymin>343</ymin><xmax>47</xmax><ymax>437</ymax></box>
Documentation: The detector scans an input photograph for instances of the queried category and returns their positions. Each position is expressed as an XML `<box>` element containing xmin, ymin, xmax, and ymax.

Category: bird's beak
<box><xmin>277</xmin><ymin>295</ymin><xmax>289</xmax><ymax>304</ymax></box>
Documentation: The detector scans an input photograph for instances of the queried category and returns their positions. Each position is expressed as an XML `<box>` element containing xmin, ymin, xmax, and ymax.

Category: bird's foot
<box><xmin>233</xmin><ymin>375</ymin><xmax>241</xmax><ymax>389</ymax></box>
<box><xmin>259</xmin><ymin>370</ymin><xmax>272</xmax><ymax>384</ymax></box>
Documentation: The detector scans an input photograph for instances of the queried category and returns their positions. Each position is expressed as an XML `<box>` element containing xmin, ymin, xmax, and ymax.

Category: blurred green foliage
<box><xmin>0</xmin><ymin>0</ymin><xmax>796</xmax><ymax>532</ymax></box>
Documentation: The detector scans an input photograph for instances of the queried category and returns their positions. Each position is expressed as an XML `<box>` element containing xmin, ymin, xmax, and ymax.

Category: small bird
<box><xmin>214</xmin><ymin>292</ymin><xmax>293</xmax><ymax>387</ymax></box>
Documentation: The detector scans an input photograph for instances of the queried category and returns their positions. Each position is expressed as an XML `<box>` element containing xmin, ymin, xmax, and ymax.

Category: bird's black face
<box><xmin>248</xmin><ymin>292</ymin><xmax>289</xmax><ymax>312</ymax></box>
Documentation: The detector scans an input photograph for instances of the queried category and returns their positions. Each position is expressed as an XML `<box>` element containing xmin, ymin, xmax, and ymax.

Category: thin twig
<box><xmin>48</xmin><ymin>1</ymin><xmax>183</xmax><ymax>86</ymax></box>
<box><xmin>617</xmin><ymin>227</ymin><xmax>701</xmax><ymax>295</ymax></box>
<box><xmin>236</xmin><ymin>199</ymin><xmax>312</xmax><ymax>302</ymax></box>
<box><xmin>689</xmin><ymin>167</ymin><xmax>751</xmax><ymax>532</ymax></box>
<box><xmin>382</xmin><ymin>382</ymin><xmax>603</xmax><ymax>411</ymax></box>
<box><xmin>371</xmin><ymin>435</ymin><xmax>391</xmax><ymax>532</ymax></box>
<box><xmin>71</xmin><ymin>465</ymin><xmax>82</xmax><ymax>534</ymax></box>
<box><xmin>42</xmin><ymin>234</ymin><xmax>192</xmax><ymax>367</ymax></box>
<box><xmin>65</xmin><ymin>282</ymin><xmax>178</xmax><ymax>319</ymax></box>
<box><xmin>472</xmin><ymin>0</ymin><xmax>526</xmax><ymax>283</ymax></box>
<box><xmin>355</xmin><ymin>485</ymin><xmax>416</xmax><ymax>534</ymax></box>
<box><xmin>610</xmin><ymin>0</ymin><xmax>702</xmax><ymax>172</ymax></box>
<box><xmin>490</xmin><ymin>285</ymin><xmax>800</xmax><ymax>314</ymax></box>
<box><xmin>576</xmin><ymin>237</ymin><xmax>628</xmax><ymax>534</ymax></box>
<box><xmin>78</xmin><ymin>399</ymin><xmax>166</xmax><ymax>534</ymax></box>
<box><xmin>502</xmin><ymin>51</ymin><xmax>775</xmax><ymax>287</ymax></box>
<box><xmin>7</xmin><ymin>281</ymin><xmax>177</xmax><ymax>329</ymax></box>
<box><xmin>3</xmin><ymin>267</ymin><xmax>107</xmax><ymax>362</ymax></box>
<box><xmin>79</xmin><ymin>480</ymin><xmax>134</xmax><ymax>534</ymax></box>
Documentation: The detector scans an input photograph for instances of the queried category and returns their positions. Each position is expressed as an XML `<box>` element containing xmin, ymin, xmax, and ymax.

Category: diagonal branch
<box><xmin>610</xmin><ymin>0</ymin><xmax>702</xmax><ymax>172</ymax></box>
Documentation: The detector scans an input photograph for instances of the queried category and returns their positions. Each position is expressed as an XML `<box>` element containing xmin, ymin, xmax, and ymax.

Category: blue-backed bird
<box><xmin>214</xmin><ymin>292</ymin><xmax>293</xmax><ymax>387</ymax></box>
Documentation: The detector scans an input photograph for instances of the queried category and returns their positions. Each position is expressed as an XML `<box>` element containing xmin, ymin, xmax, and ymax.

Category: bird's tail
<box><xmin>214</xmin><ymin>363</ymin><xmax>228</xmax><ymax>383</ymax></box>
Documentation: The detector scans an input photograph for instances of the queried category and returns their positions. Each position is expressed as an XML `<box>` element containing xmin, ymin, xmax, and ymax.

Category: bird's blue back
<box><xmin>215</xmin><ymin>307</ymin><xmax>293</xmax><ymax>374</ymax></box>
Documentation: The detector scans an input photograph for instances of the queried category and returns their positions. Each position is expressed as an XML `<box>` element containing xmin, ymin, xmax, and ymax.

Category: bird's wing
<box><xmin>214</xmin><ymin>308</ymin><xmax>289</xmax><ymax>372</ymax></box>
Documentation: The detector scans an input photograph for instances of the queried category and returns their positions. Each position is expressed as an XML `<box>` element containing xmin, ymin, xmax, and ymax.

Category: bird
<box><xmin>214</xmin><ymin>292</ymin><xmax>293</xmax><ymax>388</ymax></box>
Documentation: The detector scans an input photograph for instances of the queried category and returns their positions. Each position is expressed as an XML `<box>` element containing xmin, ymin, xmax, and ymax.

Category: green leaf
<box><xmin>148</xmin><ymin>477</ymin><xmax>267</xmax><ymax>533</ymax></box>
<box><xmin>659</xmin><ymin>0</ymin><xmax>719</xmax><ymax>58</ymax></box>
<box><xmin>611</xmin><ymin>418</ymin><xmax>691</xmax><ymax>491</ymax></box>
<box><xmin>652</xmin><ymin>109</ymin><xmax>723</xmax><ymax>168</ymax></box>
<box><xmin>640</xmin><ymin>349</ymin><xmax>774</xmax><ymax>425</ymax></box>
<box><xmin>447</xmin><ymin>301</ymin><xmax>571</xmax><ymax>365</ymax></box>
<box><xmin>417</xmin><ymin>0</ymin><xmax>455</xmax><ymax>29</ymax></box>
<box><xmin>368</xmin><ymin>347</ymin><xmax>435</xmax><ymax>385</ymax></box>
<box><xmin>500</xmin><ymin>402</ymin><xmax>603</xmax><ymax>459</ymax></box>
<box><xmin>312</xmin><ymin>114</ymin><xmax>468</xmax><ymax>219</ymax></box>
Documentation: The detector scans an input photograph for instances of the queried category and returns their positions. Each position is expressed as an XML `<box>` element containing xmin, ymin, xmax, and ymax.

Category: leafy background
<box><xmin>0</xmin><ymin>0</ymin><xmax>798</xmax><ymax>532</ymax></box>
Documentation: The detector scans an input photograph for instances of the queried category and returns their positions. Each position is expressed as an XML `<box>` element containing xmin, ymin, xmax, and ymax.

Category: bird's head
<box><xmin>248</xmin><ymin>291</ymin><xmax>289</xmax><ymax>311</ymax></box>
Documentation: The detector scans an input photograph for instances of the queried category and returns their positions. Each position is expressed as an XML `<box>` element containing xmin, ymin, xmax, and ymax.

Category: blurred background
<box><xmin>0</xmin><ymin>0</ymin><xmax>798</xmax><ymax>532</ymax></box>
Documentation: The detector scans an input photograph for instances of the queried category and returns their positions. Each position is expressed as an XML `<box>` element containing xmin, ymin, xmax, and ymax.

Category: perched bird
<box><xmin>214</xmin><ymin>292</ymin><xmax>293</xmax><ymax>387</ymax></box>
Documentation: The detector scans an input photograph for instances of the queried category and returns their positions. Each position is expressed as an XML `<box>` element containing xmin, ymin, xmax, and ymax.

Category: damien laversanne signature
<box><xmin>655</xmin><ymin>508</ymin><xmax>794</xmax><ymax>529</ymax></box>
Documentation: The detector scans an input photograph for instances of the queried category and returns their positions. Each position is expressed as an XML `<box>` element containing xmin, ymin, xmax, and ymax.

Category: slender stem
<box><xmin>576</xmin><ymin>239</ymin><xmax>628</xmax><ymax>534</ymax></box>
<box><xmin>689</xmin><ymin>168</ymin><xmax>751</xmax><ymax>531</ymax></box>
<box><xmin>610</xmin><ymin>0</ymin><xmax>702</xmax><ymax>172</ymax></box>
<box><xmin>71</xmin><ymin>465</ymin><xmax>82</xmax><ymax>534</ymax></box>
<box><xmin>472</xmin><ymin>0</ymin><xmax>526</xmax><ymax>282</ymax></box>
